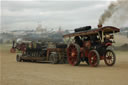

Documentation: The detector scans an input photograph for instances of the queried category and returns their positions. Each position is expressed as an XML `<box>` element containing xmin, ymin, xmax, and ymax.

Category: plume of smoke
<box><xmin>99</xmin><ymin>0</ymin><xmax>128</xmax><ymax>27</ymax></box>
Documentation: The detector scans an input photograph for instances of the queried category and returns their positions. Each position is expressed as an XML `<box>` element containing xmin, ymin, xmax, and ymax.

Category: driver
<box><xmin>104</xmin><ymin>34</ymin><xmax>112</xmax><ymax>43</ymax></box>
<box><xmin>74</xmin><ymin>36</ymin><xmax>83</xmax><ymax>47</ymax></box>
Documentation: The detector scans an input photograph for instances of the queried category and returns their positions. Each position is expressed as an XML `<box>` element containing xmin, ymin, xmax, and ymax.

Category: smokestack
<box><xmin>98</xmin><ymin>24</ymin><xmax>102</xmax><ymax>28</ymax></box>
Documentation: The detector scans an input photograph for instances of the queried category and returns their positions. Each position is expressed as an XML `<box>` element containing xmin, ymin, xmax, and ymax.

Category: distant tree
<box><xmin>0</xmin><ymin>39</ymin><xmax>3</xmax><ymax>44</ymax></box>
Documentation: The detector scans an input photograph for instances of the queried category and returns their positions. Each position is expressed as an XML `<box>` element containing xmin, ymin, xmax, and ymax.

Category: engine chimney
<box><xmin>98</xmin><ymin>24</ymin><xmax>102</xmax><ymax>28</ymax></box>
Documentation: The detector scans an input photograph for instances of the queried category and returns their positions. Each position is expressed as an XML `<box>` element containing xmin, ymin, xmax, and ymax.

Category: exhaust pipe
<box><xmin>98</xmin><ymin>24</ymin><xmax>102</xmax><ymax>28</ymax></box>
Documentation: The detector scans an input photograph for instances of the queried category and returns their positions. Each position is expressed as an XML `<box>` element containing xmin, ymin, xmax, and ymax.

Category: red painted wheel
<box><xmin>88</xmin><ymin>50</ymin><xmax>100</xmax><ymax>67</ymax></box>
<box><xmin>104</xmin><ymin>49</ymin><xmax>116</xmax><ymax>66</ymax></box>
<box><xmin>10</xmin><ymin>48</ymin><xmax>16</xmax><ymax>53</ymax></box>
<box><xmin>67</xmin><ymin>44</ymin><xmax>80</xmax><ymax>66</ymax></box>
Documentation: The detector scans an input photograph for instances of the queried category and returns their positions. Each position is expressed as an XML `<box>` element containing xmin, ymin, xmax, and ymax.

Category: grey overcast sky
<box><xmin>1</xmin><ymin>0</ymin><xmax>117</xmax><ymax>31</ymax></box>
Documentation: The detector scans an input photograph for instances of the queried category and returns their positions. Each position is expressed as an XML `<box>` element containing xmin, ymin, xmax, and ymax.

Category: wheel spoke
<box><xmin>109</xmin><ymin>52</ymin><xmax>111</xmax><ymax>56</ymax></box>
<box><xmin>108</xmin><ymin>60</ymin><xmax>111</xmax><ymax>64</ymax></box>
<box><xmin>107</xmin><ymin>53</ymin><xmax>109</xmax><ymax>57</ymax></box>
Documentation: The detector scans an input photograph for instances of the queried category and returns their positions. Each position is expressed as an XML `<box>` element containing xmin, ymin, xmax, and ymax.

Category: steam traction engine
<box><xmin>63</xmin><ymin>26</ymin><xmax>120</xmax><ymax>67</ymax></box>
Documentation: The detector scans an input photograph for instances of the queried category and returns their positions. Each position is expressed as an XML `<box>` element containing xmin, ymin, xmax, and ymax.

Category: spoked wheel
<box><xmin>49</xmin><ymin>53</ymin><xmax>59</xmax><ymax>64</ymax></box>
<box><xmin>16</xmin><ymin>54</ymin><xmax>22</xmax><ymax>62</ymax></box>
<box><xmin>104</xmin><ymin>49</ymin><xmax>116</xmax><ymax>66</ymax></box>
<box><xmin>67</xmin><ymin>44</ymin><xmax>80</xmax><ymax>66</ymax></box>
<box><xmin>10</xmin><ymin>48</ymin><xmax>16</xmax><ymax>53</ymax></box>
<box><xmin>88</xmin><ymin>50</ymin><xmax>100</xmax><ymax>67</ymax></box>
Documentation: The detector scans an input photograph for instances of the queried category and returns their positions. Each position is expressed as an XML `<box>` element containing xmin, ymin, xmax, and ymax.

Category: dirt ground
<box><xmin>0</xmin><ymin>44</ymin><xmax>128</xmax><ymax>85</ymax></box>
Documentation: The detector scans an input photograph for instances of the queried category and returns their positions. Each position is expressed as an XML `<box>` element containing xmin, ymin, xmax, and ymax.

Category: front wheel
<box><xmin>104</xmin><ymin>49</ymin><xmax>116</xmax><ymax>66</ymax></box>
<box><xmin>88</xmin><ymin>50</ymin><xmax>100</xmax><ymax>67</ymax></box>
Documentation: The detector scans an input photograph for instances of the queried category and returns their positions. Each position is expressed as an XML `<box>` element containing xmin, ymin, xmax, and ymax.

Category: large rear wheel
<box><xmin>104</xmin><ymin>49</ymin><xmax>116</xmax><ymax>66</ymax></box>
<box><xmin>67</xmin><ymin>44</ymin><xmax>80</xmax><ymax>66</ymax></box>
<box><xmin>88</xmin><ymin>50</ymin><xmax>100</xmax><ymax>67</ymax></box>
